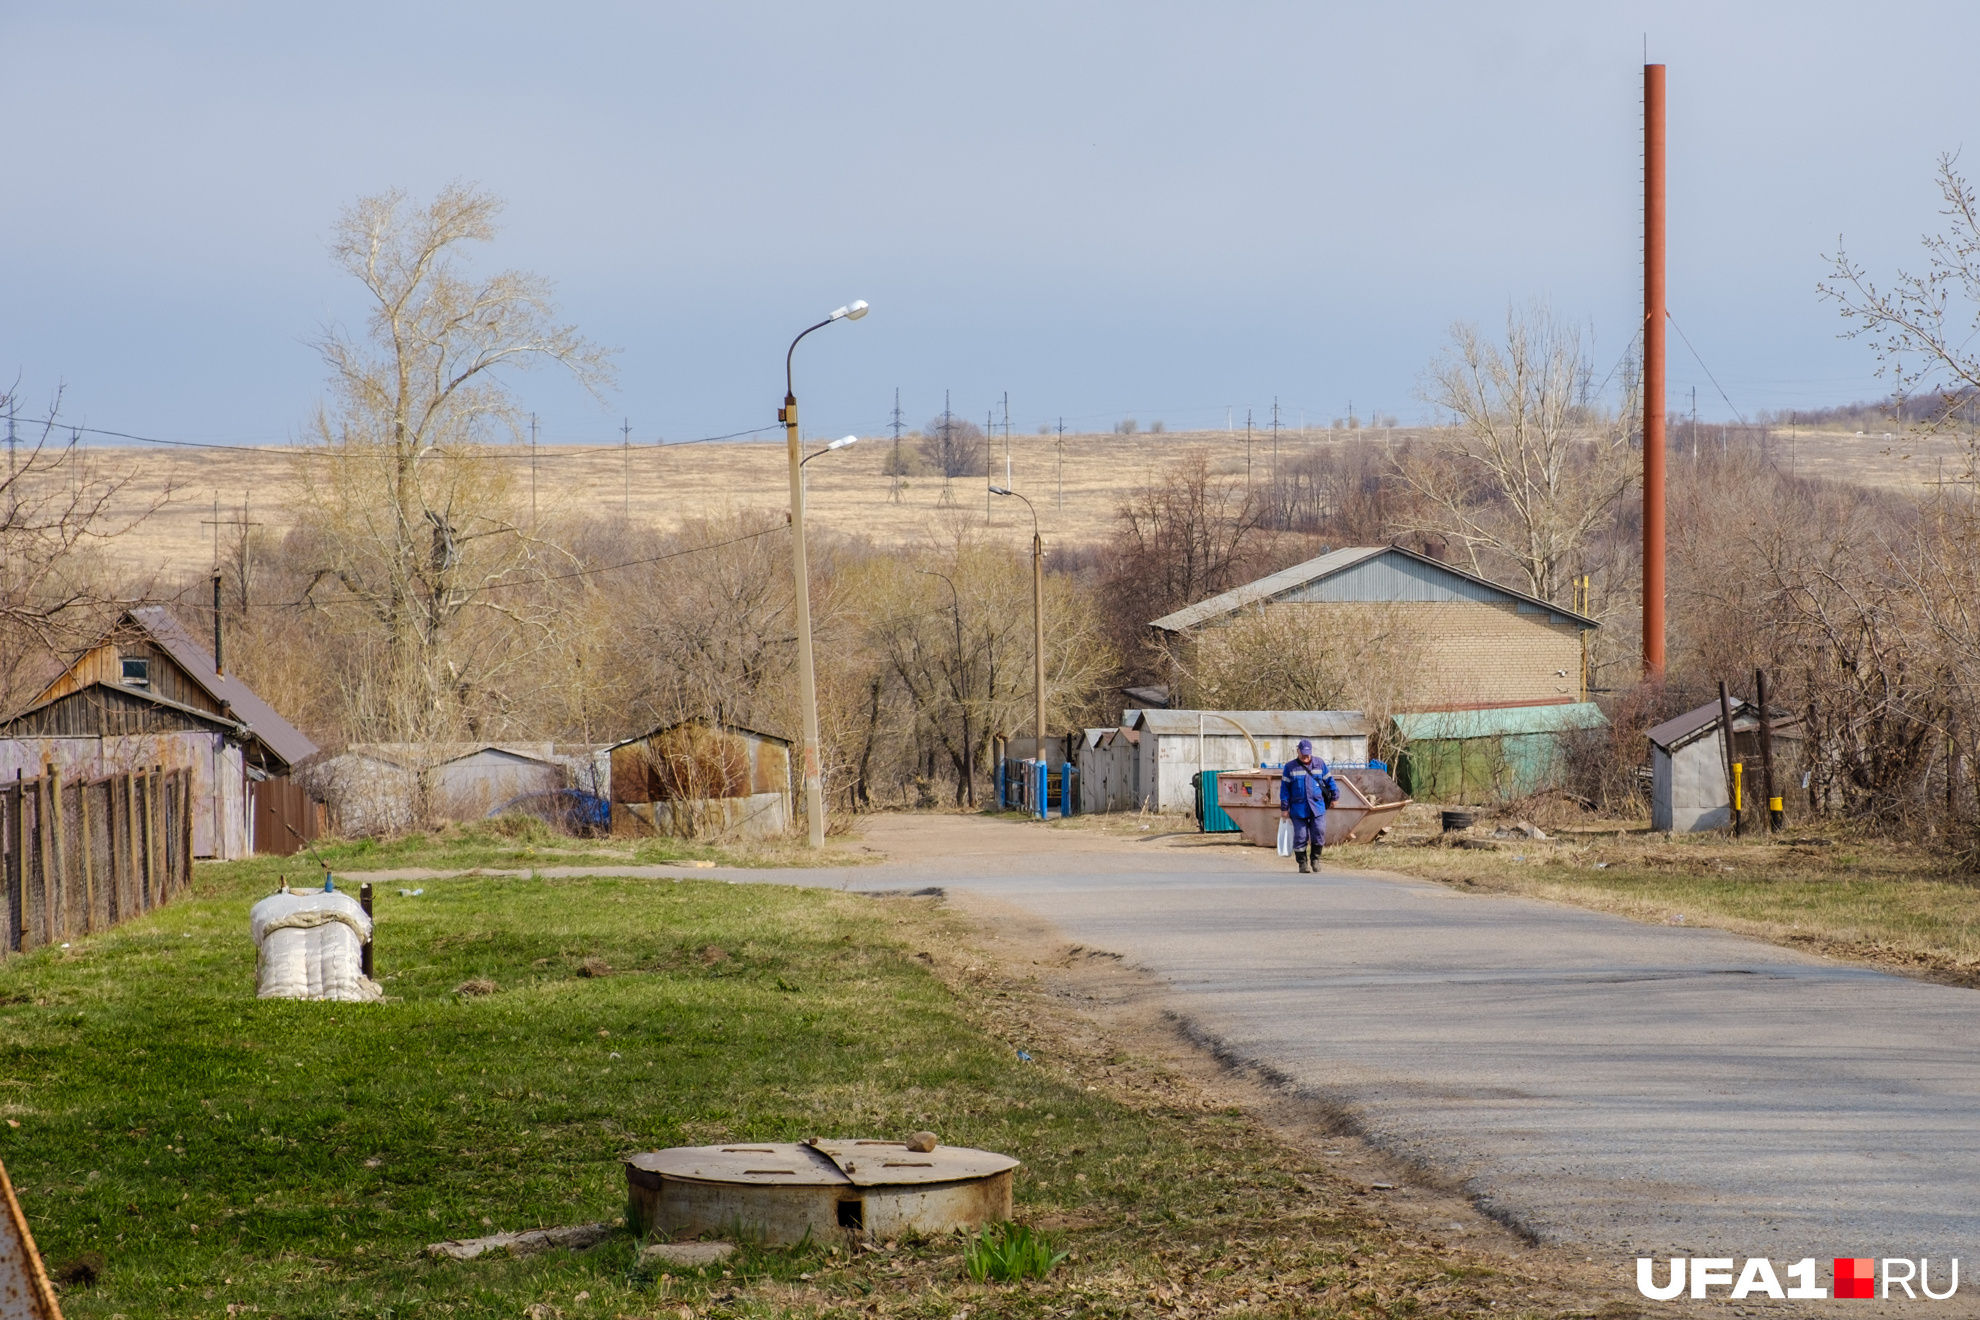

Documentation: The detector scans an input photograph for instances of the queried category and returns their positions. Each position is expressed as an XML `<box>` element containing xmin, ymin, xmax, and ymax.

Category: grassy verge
<box><xmin>3</xmin><ymin>842</ymin><xmax>1588</xmax><ymax>1319</ymax></box>
<box><xmin>1347</xmin><ymin>822</ymin><xmax>1980</xmax><ymax>984</ymax></box>
<box><xmin>264</xmin><ymin>816</ymin><xmax>876</xmax><ymax>878</ymax></box>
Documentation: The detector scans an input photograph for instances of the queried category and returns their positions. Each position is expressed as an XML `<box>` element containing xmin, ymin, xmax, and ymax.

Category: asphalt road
<box><xmin>794</xmin><ymin>818</ymin><xmax>1980</xmax><ymax>1263</ymax></box>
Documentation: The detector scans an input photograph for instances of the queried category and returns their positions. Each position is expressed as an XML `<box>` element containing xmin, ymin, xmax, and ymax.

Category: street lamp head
<box><xmin>828</xmin><ymin>434</ymin><xmax>860</xmax><ymax>450</ymax></box>
<box><xmin>989</xmin><ymin>485</ymin><xmax>1013</xmax><ymax>496</ymax></box>
<box><xmin>829</xmin><ymin>300</ymin><xmax>870</xmax><ymax>322</ymax></box>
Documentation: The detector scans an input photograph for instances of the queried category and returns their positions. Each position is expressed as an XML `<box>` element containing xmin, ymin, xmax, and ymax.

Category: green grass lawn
<box><xmin>0</xmin><ymin>854</ymin><xmax>1057</xmax><ymax>1318</ymax></box>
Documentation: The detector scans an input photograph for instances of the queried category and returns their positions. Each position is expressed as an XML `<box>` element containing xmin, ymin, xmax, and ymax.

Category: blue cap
<box><xmin>1296</xmin><ymin>739</ymin><xmax>1312</xmax><ymax>754</ymax></box>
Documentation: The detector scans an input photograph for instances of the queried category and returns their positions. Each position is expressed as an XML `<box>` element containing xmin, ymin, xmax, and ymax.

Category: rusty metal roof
<box><xmin>128</xmin><ymin>606</ymin><xmax>319</xmax><ymax>769</ymax></box>
<box><xmin>625</xmin><ymin>1140</ymin><xmax>1018</xmax><ymax>1189</ymax></box>
<box><xmin>1</xmin><ymin>1157</ymin><xmax>63</xmax><ymax>1319</ymax></box>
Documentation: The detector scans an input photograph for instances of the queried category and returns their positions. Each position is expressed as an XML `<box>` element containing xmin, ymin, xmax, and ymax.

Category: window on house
<box><xmin>121</xmin><ymin>657</ymin><xmax>150</xmax><ymax>686</ymax></box>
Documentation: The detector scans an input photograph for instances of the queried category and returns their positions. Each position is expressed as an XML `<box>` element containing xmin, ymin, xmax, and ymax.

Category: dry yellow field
<box><xmin>72</xmin><ymin>424</ymin><xmax>1958</xmax><ymax>574</ymax></box>
<box><xmin>78</xmin><ymin>429</ymin><xmax>1355</xmax><ymax>572</ymax></box>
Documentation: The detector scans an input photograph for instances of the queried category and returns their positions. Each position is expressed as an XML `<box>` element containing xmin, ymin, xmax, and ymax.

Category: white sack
<box><xmin>250</xmin><ymin>888</ymin><xmax>382</xmax><ymax>1002</ymax></box>
<box><xmin>1276</xmin><ymin>817</ymin><xmax>1293</xmax><ymax>856</ymax></box>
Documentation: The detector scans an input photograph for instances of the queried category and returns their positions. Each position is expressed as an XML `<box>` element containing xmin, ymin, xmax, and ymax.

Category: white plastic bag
<box><xmin>1276</xmin><ymin>817</ymin><xmax>1293</xmax><ymax>856</ymax></box>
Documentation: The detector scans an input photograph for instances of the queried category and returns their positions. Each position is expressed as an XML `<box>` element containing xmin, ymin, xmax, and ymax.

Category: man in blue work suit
<box><xmin>1279</xmin><ymin>739</ymin><xmax>1337</xmax><ymax>874</ymax></box>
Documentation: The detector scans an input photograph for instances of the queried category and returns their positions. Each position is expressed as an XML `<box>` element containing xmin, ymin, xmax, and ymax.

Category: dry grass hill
<box><xmin>67</xmin><ymin>424</ymin><xmax>1966</xmax><ymax>574</ymax></box>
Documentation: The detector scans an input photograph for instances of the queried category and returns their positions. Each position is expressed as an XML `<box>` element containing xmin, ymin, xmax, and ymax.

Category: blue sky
<box><xmin>4</xmin><ymin>2</ymin><xmax>1975</xmax><ymax>448</ymax></box>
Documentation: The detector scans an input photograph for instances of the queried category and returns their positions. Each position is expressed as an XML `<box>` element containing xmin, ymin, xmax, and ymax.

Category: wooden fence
<box><xmin>3</xmin><ymin>764</ymin><xmax>193</xmax><ymax>956</ymax></box>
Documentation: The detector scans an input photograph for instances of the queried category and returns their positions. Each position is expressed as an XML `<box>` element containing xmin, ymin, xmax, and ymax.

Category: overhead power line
<box><xmin>7</xmin><ymin>419</ymin><xmax>784</xmax><ymax>457</ymax></box>
<box><xmin>1666</xmin><ymin>311</ymin><xmax>1748</xmax><ymax>426</ymax></box>
<box><xmin>169</xmin><ymin>523</ymin><xmax>787</xmax><ymax>613</ymax></box>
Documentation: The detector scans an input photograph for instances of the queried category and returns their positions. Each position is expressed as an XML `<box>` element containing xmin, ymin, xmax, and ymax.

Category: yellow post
<box><xmin>1733</xmin><ymin>761</ymin><xmax>1743</xmax><ymax>814</ymax></box>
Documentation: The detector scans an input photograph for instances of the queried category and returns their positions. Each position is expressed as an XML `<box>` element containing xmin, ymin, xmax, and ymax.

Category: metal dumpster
<box><xmin>1327</xmin><ymin>766</ymin><xmax>1412</xmax><ymax>843</ymax></box>
<box><xmin>1215</xmin><ymin>770</ymin><xmax>1283</xmax><ymax>846</ymax></box>
<box><xmin>1211</xmin><ymin>765</ymin><xmax>1413</xmax><ymax>847</ymax></box>
<box><xmin>1192</xmin><ymin>771</ymin><xmax>1243</xmax><ymax>833</ymax></box>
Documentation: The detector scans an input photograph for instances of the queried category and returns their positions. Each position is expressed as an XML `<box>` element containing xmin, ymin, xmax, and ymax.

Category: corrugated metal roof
<box><xmin>1644</xmin><ymin>699</ymin><xmax>1741</xmax><ymax>752</ymax></box>
<box><xmin>130</xmin><ymin>607</ymin><xmax>319</xmax><ymax>768</ymax></box>
<box><xmin>1129</xmin><ymin>709</ymin><xmax>1372</xmax><ymax>738</ymax></box>
<box><xmin>1643</xmin><ymin>698</ymin><xmax>1800</xmax><ymax>752</ymax></box>
<box><xmin>432</xmin><ymin>745</ymin><xmax>562</xmax><ymax>769</ymax></box>
<box><xmin>1392</xmin><ymin>702</ymin><xmax>1609</xmax><ymax>741</ymax></box>
<box><xmin>1149</xmin><ymin>544</ymin><xmax>1600</xmax><ymax>633</ymax></box>
<box><xmin>1150</xmin><ymin>547</ymin><xmax>1385</xmax><ymax>632</ymax></box>
<box><xmin>607</xmin><ymin>719</ymin><xmax>792</xmax><ymax>751</ymax></box>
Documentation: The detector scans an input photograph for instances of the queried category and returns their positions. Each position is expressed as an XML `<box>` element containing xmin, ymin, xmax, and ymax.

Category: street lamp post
<box><xmin>990</xmin><ymin>485</ymin><xmax>1046</xmax><ymax>814</ymax></box>
<box><xmin>781</xmin><ymin>300</ymin><xmax>867</xmax><ymax>846</ymax></box>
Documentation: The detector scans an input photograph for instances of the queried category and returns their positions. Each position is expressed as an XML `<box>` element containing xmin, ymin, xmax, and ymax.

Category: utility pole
<box><xmin>529</xmin><ymin>413</ymin><xmax>539</xmax><ymax>528</ymax></box>
<box><xmin>1270</xmin><ymin>398</ymin><xmax>1281</xmax><ymax>513</ymax></box>
<box><xmin>888</xmin><ymin>387</ymin><xmax>905</xmax><ymax>503</ymax></box>
<box><xmin>621</xmin><ymin>418</ymin><xmax>632</xmax><ymax>517</ymax></box>
<box><xmin>1246</xmin><ymin>408</ymin><xmax>1253</xmax><ymax>492</ymax></box>
<box><xmin>7</xmin><ymin>404</ymin><xmax>17</xmax><ymax>523</ymax></box>
<box><xmin>1056</xmin><ymin>417</ymin><xmax>1065</xmax><ymax>511</ymax></box>
<box><xmin>200</xmin><ymin>494</ymin><xmax>263</xmax><ymax>667</ymax></box>
<box><xmin>986</xmin><ymin>409</ymin><xmax>995</xmax><ymax>520</ymax></box>
<box><xmin>1003</xmin><ymin>391</ymin><xmax>1011</xmax><ymax>491</ymax></box>
<box><xmin>937</xmin><ymin>392</ymin><xmax>956</xmax><ymax>507</ymax></box>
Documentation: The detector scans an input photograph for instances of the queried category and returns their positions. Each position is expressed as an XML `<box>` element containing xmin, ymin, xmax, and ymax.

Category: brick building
<box><xmin>1149</xmin><ymin>545</ymin><xmax>1598</xmax><ymax>712</ymax></box>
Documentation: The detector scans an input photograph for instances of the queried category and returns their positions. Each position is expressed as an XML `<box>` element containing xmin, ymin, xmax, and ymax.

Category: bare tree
<box><xmin>294</xmin><ymin>184</ymin><xmax>615</xmax><ymax>741</ymax></box>
<box><xmin>919</xmin><ymin>412</ymin><xmax>986</xmax><ymax>478</ymax></box>
<box><xmin>1103</xmin><ymin>451</ymin><xmax>1267</xmax><ymax>621</ymax></box>
<box><xmin>864</xmin><ymin>536</ymin><xmax>1115</xmax><ymax>805</ymax></box>
<box><xmin>1822</xmin><ymin>153</ymin><xmax>1980</xmax><ymax>448</ymax></box>
<box><xmin>1403</xmin><ymin>305</ymin><xmax>1639</xmax><ymax>604</ymax></box>
<box><xmin>0</xmin><ymin>385</ymin><xmax>168</xmax><ymax>713</ymax></box>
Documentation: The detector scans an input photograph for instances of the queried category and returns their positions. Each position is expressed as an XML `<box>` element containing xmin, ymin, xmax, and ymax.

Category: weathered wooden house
<box><xmin>0</xmin><ymin>607</ymin><xmax>319</xmax><ymax>858</ymax></box>
<box><xmin>609</xmin><ymin>721</ymin><xmax>792</xmax><ymax>840</ymax></box>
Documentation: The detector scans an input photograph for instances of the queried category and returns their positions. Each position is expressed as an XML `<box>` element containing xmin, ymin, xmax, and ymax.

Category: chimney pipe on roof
<box><xmin>212</xmin><ymin>571</ymin><xmax>224</xmax><ymax>677</ymax></box>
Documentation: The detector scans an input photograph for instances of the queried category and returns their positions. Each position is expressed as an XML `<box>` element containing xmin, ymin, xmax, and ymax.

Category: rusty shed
<box><xmin>609</xmin><ymin>720</ymin><xmax>792</xmax><ymax>840</ymax></box>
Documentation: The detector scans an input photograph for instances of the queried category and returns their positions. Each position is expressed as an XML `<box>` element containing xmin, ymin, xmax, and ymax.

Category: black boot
<box><xmin>1295</xmin><ymin>841</ymin><xmax>1310</xmax><ymax>873</ymax></box>
<box><xmin>1309</xmin><ymin>841</ymin><xmax>1323</xmax><ymax>871</ymax></box>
